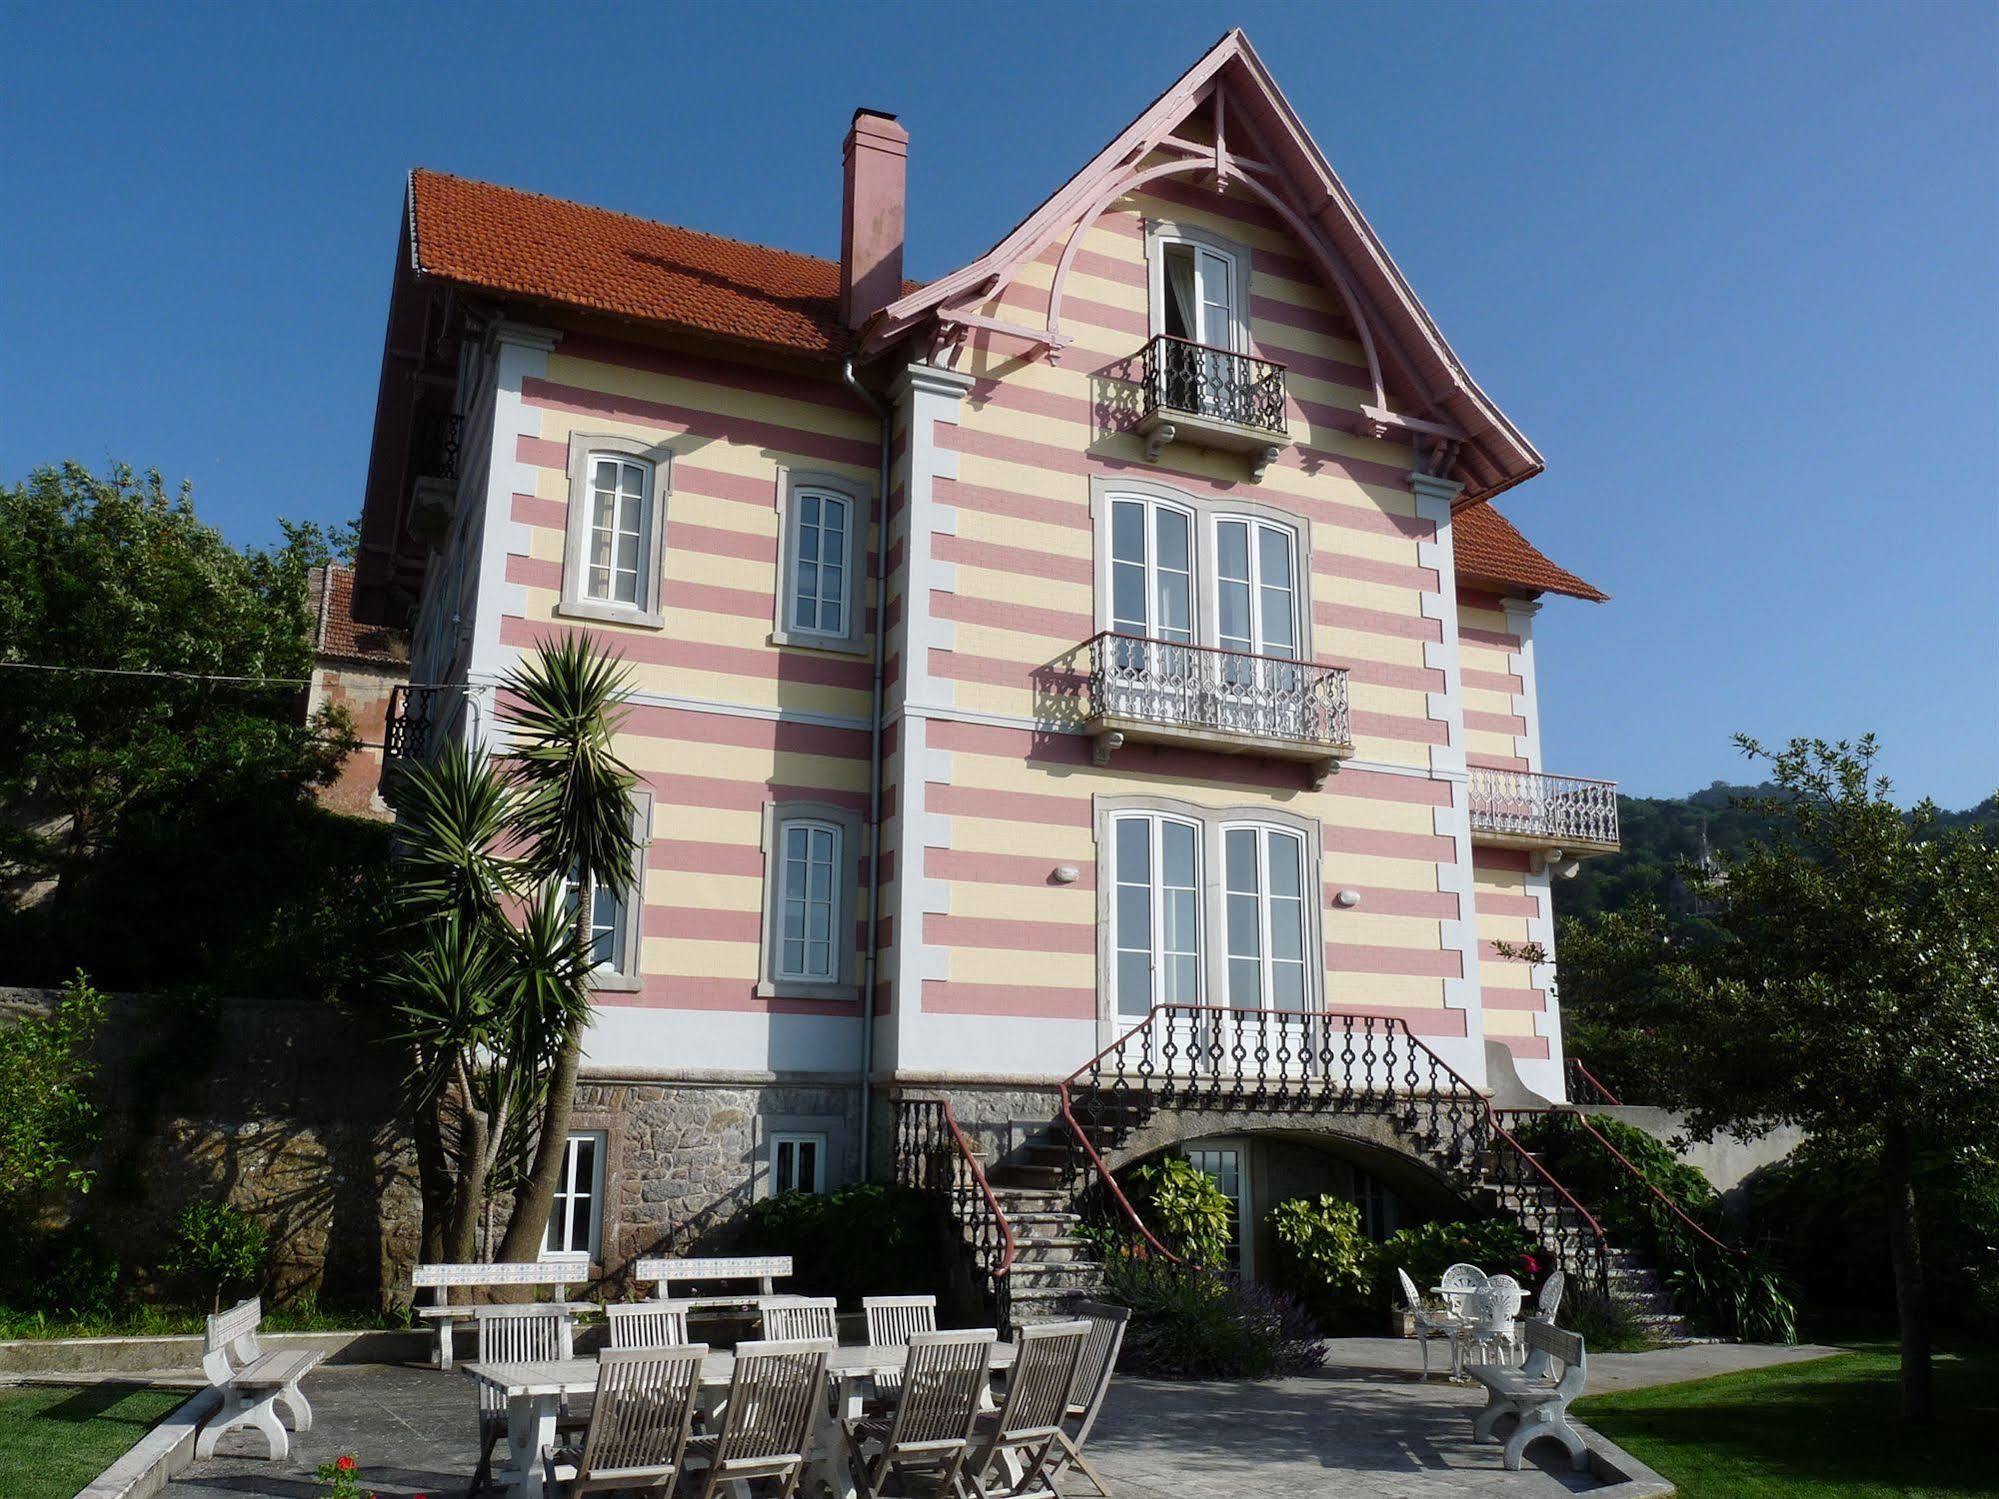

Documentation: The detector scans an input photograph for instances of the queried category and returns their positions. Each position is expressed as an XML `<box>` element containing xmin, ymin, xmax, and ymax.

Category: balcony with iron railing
<box><xmin>1083</xmin><ymin>631</ymin><xmax>1353</xmax><ymax>787</ymax></box>
<box><xmin>1466</xmin><ymin>767</ymin><xmax>1620</xmax><ymax>853</ymax></box>
<box><xmin>1133</xmin><ymin>334</ymin><xmax>1288</xmax><ymax>477</ymax></box>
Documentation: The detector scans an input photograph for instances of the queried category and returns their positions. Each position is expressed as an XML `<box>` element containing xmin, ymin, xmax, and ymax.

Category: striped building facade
<box><xmin>355</xmin><ymin>32</ymin><xmax>1616</xmax><ymax>1278</ymax></box>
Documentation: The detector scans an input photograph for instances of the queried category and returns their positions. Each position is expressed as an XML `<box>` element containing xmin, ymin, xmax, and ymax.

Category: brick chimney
<box><xmin>840</xmin><ymin>109</ymin><xmax>907</xmax><ymax>329</ymax></box>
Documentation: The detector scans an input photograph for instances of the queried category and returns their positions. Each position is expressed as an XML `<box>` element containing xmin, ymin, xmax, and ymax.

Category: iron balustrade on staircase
<box><xmin>893</xmin><ymin>1097</ymin><xmax>1017</xmax><ymax>1332</ymax></box>
<box><xmin>1564</xmin><ymin>1057</ymin><xmax>1623</xmax><ymax>1107</ymax></box>
<box><xmin>1085</xmin><ymin>632</ymin><xmax>1352</xmax><ymax>750</ymax></box>
<box><xmin>1495</xmin><ymin>1106</ymin><xmax>1746</xmax><ymax>1263</ymax></box>
<box><xmin>1465</xmin><ymin>767</ymin><xmax>1620</xmax><ymax>847</ymax></box>
<box><xmin>1056</xmin><ymin>1003</ymin><xmax>1611</xmax><ymax>1295</ymax></box>
<box><xmin>1137</xmin><ymin>334</ymin><xmax>1288</xmax><ymax>435</ymax></box>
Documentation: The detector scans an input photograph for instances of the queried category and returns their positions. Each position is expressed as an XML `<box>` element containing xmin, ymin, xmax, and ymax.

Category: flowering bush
<box><xmin>312</xmin><ymin>1454</ymin><xmax>425</xmax><ymax>1499</ymax></box>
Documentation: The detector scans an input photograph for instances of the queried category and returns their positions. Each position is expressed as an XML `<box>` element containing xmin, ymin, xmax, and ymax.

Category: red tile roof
<box><xmin>1453</xmin><ymin>503</ymin><xmax>1607</xmax><ymax>602</ymax></box>
<box><xmin>409</xmin><ymin>169</ymin><xmax>915</xmax><ymax>357</ymax></box>
<box><xmin>309</xmin><ymin>565</ymin><xmax>409</xmax><ymax>664</ymax></box>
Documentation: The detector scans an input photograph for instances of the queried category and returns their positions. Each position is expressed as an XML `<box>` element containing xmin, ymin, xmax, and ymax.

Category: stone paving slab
<box><xmin>155</xmin><ymin>1337</ymin><xmax>1812</xmax><ymax>1497</ymax></box>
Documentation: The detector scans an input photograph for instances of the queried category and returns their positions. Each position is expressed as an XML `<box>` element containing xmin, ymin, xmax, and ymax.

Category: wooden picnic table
<box><xmin>464</xmin><ymin>1341</ymin><xmax>1018</xmax><ymax>1499</ymax></box>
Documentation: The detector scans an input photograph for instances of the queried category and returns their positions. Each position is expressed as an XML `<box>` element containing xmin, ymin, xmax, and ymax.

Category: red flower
<box><xmin>336</xmin><ymin>1455</ymin><xmax>357</xmax><ymax>1472</ymax></box>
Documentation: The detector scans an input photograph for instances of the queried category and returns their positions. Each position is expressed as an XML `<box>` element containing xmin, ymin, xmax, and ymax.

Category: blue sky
<box><xmin>3</xmin><ymin>3</ymin><xmax>1993</xmax><ymax>807</ymax></box>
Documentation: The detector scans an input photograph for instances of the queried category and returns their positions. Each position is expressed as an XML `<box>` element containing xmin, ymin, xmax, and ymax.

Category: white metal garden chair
<box><xmin>1529</xmin><ymin>1269</ymin><xmax>1566</xmax><ymax>1325</ymax></box>
<box><xmin>1461</xmin><ymin>1276</ymin><xmax>1526</xmax><ymax>1369</ymax></box>
<box><xmin>1396</xmin><ymin>1267</ymin><xmax>1462</xmax><ymax>1381</ymax></box>
<box><xmin>682</xmin><ymin>1338</ymin><xmax>833</xmax><ymax>1499</ymax></box>
<box><xmin>539</xmin><ymin>1344</ymin><xmax>706</xmax><ymax>1497</ymax></box>
<box><xmin>966</xmin><ymin>1320</ymin><xmax>1090</xmax><ymax>1499</ymax></box>
<box><xmin>841</xmin><ymin>1328</ymin><xmax>995</xmax><ymax>1499</ymax></box>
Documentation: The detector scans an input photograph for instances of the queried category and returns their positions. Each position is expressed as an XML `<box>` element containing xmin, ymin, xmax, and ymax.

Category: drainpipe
<box><xmin>843</xmin><ymin>358</ymin><xmax>890</xmax><ymax>1180</ymax></box>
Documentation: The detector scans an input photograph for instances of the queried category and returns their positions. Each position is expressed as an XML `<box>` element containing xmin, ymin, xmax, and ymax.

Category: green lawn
<box><xmin>0</xmin><ymin>1383</ymin><xmax>188</xmax><ymax>1499</ymax></box>
<box><xmin>1573</xmin><ymin>1346</ymin><xmax>1999</xmax><ymax>1498</ymax></box>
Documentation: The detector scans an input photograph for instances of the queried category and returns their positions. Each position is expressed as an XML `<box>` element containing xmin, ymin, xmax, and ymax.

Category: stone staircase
<box><xmin>971</xmin><ymin>1128</ymin><xmax>1107</xmax><ymax>1327</ymax></box>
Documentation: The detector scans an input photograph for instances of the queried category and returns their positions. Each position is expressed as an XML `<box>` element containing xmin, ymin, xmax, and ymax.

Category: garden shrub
<box><xmin>1124</xmin><ymin>1156</ymin><xmax>1234</xmax><ymax>1266</ymax></box>
<box><xmin>1366</xmin><ymin>1217</ymin><xmax>1540</xmax><ymax>1319</ymax></box>
<box><xmin>736</xmin><ymin>1184</ymin><xmax>949</xmax><ymax>1306</ymax></box>
<box><xmin>1101</xmin><ymin>1258</ymin><xmax>1323</xmax><ymax>1379</ymax></box>
<box><xmin>1560</xmin><ymin>1284</ymin><xmax>1657</xmax><ymax>1352</ymax></box>
<box><xmin>1515</xmin><ymin>1113</ymin><xmax>1796</xmax><ymax>1342</ymax></box>
<box><xmin>164</xmin><ymin>1201</ymin><xmax>268</xmax><ymax>1312</ymax></box>
<box><xmin>1267</xmin><ymin>1194</ymin><xmax>1370</xmax><ymax>1330</ymax></box>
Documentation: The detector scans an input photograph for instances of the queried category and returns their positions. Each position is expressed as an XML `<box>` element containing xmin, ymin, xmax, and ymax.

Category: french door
<box><xmin>1213</xmin><ymin>517</ymin><xmax>1305</xmax><ymax>738</ymax></box>
<box><xmin>1160</xmin><ymin>241</ymin><xmax>1240</xmax><ymax>417</ymax></box>
<box><xmin>1107</xmin><ymin>496</ymin><xmax>1197</xmax><ymax>720</ymax></box>
<box><xmin>1222</xmin><ymin>824</ymin><xmax>1316</xmax><ymax>1075</ymax></box>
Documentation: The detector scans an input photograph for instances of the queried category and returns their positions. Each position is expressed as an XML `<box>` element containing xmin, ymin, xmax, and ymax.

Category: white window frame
<box><xmin>1184</xmin><ymin>1139</ymin><xmax>1254</xmax><ymax>1277</ymax></box>
<box><xmin>1093</xmin><ymin>794</ymin><xmax>1327</xmax><ymax>1043</ymax></box>
<box><xmin>1145</xmin><ymin>221</ymin><xmax>1253</xmax><ymax>353</ymax></box>
<box><xmin>557</xmin><ymin>433</ymin><xmax>673</xmax><ymax>628</ymax></box>
<box><xmin>1219</xmin><ymin>822</ymin><xmax>1311</xmax><ymax>1013</ymax></box>
<box><xmin>1209</xmin><ymin>513</ymin><xmax>1301</xmax><ymax>661</ymax></box>
<box><xmin>756</xmin><ymin>800</ymin><xmax>866</xmax><ymax>1001</ymax></box>
<box><xmin>769</xmin><ymin>1132</ymin><xmax>828</xmax><ymax>1196</ymax></box>
<box><xmin>542</xmin><ymin>1129</ymin><xmax>607</xmax><ymax>1261</ymax></box>
<box><xmin>771</xmin><ymin>466</ymin><xmax>870</xmax><ymax>655</ymax></box>
<box><xmin>1090</xmin><ymin>478</ymin><xmax>1312</xmax><ymax>654</ymax></box>
<box><xmin>1109</xmin><ymin>810</ymin><xmax>1205</xmax><ymax>1020</ymax></box>
<box><xmin>556</xmin><ymin>790</ymin><xmax>651</xmax><ymax>993</ymax></box>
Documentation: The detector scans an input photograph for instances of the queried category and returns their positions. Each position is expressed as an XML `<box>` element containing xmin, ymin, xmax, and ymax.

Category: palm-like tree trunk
<box><xmin>496</xmin><ymin>1017</ymin><xmax>584</xmax><ymax>1263</ymax></box>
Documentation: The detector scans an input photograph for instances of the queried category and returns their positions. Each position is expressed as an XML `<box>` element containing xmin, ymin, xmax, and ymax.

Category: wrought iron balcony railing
<box><xmin>384</xmin><ymin>684</ymin><xmax>440</xmax><ymax>764</ymax></box>
<box><xmin>1466</xmin><ymin>767</ymin><xmax>1620</xmax><ymax>850</ymax></box>
<box><xmin>1138</xmin><ymin>334</ymin><xmax>1288</xmax><ymax>436</ymax></box>
<box><xmin>1084</xmin><ymin>632</ymin><xmax>1352</xmax><ymax>785</ymax></box>
<box><xmin>416</xmin><ymin>411</ymin><xmax>463</xmax><ymax>482</ymax></box>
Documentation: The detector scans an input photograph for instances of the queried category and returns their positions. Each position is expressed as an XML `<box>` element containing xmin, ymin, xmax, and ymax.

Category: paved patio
<box><xmin>160</xmin><ymin>1338</ymin><xmax>1831</xmax><ymax>1498</ymax></box>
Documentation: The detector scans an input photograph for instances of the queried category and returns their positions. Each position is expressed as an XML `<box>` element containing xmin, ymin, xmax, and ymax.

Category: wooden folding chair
<box><xmin>967</xmin><ymin>1320</ymin><xmax>1089</xmax><ymax>1498</ymax></box>
<box><xmin>540</xmin><ymin>1344</ymin><xmax>706</xmax><ymax>1497</ymax></box>
<box><xmin>606</xmin><ymin>1300</ymin><xmax>694</xmax><ymax>1350</ymax></box>
<box><xmin>1047</xmin><ymin>1302</ymin><xmax>1128</xmax><ymax>1494</ymax></box>
<box><xmin>842</xmin><ymin>1328</ymin><xmax>994</xmax><ymax>1499</ymax></box>
<box><xmin>863</xmin><ymin>1295</ymin><xmax>939</xmax><ymax>1404</ymax></box>
<box><xmin>469</xmin><ymin>1302</ymin><xmax>576</xmax><ymax>1495</ymax></box>
<box><xmin>682</xmin><ymin>1338</ymin><xmax>832</xmax><ymax>1499</ymax></box>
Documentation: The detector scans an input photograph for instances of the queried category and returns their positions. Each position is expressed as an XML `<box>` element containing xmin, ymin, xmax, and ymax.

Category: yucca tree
<box><xmin>490</xmin><ymin>635</ymin><xmax>640</xmax><ymax>1264</ymax></box>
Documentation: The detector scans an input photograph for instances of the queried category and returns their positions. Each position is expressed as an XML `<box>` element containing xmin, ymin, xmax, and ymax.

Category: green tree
<box><xmin>1632</xmin><ymin>736</ymin><xmax>1998</xmax><ymax>1423</ymax></box>
<box><xmin>380</xmin><ymin>638</ymin><xmax>636</xmax><ymax>1264</ymax></box>
<box><xmin>0</xmin><ymin>462</ymin><xmax>354</xmax><ymax>899</ymax></box>
<box><xmin>0</xmin><ymin>971</ymin><xmax>106</xmax><ymax>1210</ymax></box>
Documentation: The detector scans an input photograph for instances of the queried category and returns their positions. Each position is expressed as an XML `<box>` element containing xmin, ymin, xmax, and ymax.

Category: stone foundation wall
<box><xmin>571</xmin><ymin>1076</ymin><xmax>863</xmax><ymax>1285</ymax></box>
<box><xmin>2</xmin><ymin>987</ymin><xmax>419</xmax><ymax>1309</ymax></box>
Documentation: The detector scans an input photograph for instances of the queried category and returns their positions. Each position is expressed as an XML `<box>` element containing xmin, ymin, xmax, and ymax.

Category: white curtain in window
<box><xmin>1164</xmin><ymin>247</ymin><xmax>1198</xmax><ymax>340</ymax></box>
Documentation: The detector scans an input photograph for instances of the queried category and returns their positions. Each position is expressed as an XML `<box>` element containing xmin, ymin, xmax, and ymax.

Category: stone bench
<box><xmin>410</xmin><ymin>1259</ymin><xmax>590</xmax><ymax>1370</ymax></box>
<box><xmin>632</xmin><ymin>1255</ymin><xmax>792</xmax><ymax>1317</ymax></box>
<box><xmin>1468</xmin><ymin>1319</ymin><xmax>1589</xmax><ymax>1472</ymax></box>
<box><xmin>194</xmin><ymin>1297</ymin><xmax>324</xmax><ymax>1462</ymax></box>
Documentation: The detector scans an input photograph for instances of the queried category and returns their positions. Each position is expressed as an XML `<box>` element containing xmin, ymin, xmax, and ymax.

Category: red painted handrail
<box><xmin>1553</xmin><ymin>1107</ymin><xmax>1744</xmax><ymax>1260</ymax></box>
<box><xmin>1057</xmin><ymin>1009</ymin><xmax>1184</xmax><ymax>1264</ymax></box>
<box><xmin>1568</xmin><ymin>1059</ymin><xmax>1622</xmax><ymax>1106</ymax></box>
<box><xmin>932</xmin><ymin>1097</ymin><xmax>1017</xmax><ymax>1280</ymax></box>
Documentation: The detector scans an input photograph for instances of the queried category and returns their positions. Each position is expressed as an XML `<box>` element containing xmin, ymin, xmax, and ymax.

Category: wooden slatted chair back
<box><xmin>572</xmin><ymin>1344</ymin><xmax>705</xmax><ymax>1491</ymax></box>
<box><xmin>862</xmin><ymin>1295</ymin><xmax>937</xmax><ymax>1349</ymax></box>
<box><xmin>473</xmin><ymin>1304</ymin><xmax>569</xmax><ymax>1418</ymax></box>
<box><xmin>762</xmin><ymin>1296</ymin><xmax>838</xmax><ymax>1341</ymax></box>
<box><xmin>994</xmin><ymin>1321</ymin><xmax>1089</xmax><ymax>1440</ymax></box>
<box><xmin>1068</xmin><ymin>1303</ymin><xmax>1129</xmax><ymax>1428</ymax></box>
<box><xmin>607</xmin><ymin>1300</ymin><xmax>693</xmax><ymax>1350</ymax></box>
<box><xmin>882</xmin><ymin>1329</ymin><xmax>993</xmax><ymax>1449</ymax></box>
<box><xmin>712</xmin><ymin>1339</ymin><xmax>833</xmax><ymax>1468</ymax></box>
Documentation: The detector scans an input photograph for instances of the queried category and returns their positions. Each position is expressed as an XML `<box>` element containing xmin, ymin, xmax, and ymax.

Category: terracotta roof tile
<box><xmin>310</xmin><ymin>565</ymin><xmax>409</xmax><ymax>664</ymax></box>
<box><xmin>1453</xmin><ymin>503</ymin><xmax>1607</xmax><ymax>602</ymax></box>
<box><xmin>409</xmin><ymin>169</ymin><xmax>916</xmax><ymax>357</ymax></box>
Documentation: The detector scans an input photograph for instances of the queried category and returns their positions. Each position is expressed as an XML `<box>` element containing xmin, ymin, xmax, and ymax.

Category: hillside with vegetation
<box><xmin>1554</xmin><ymin>780</ymin><xmax>1998</xmax><ymax>923</ymax></box>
